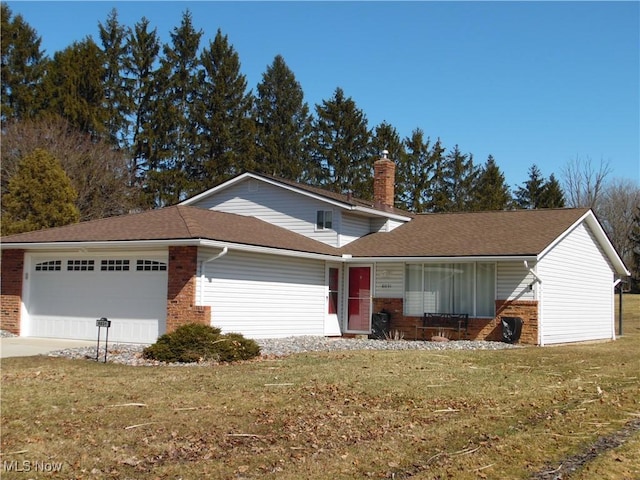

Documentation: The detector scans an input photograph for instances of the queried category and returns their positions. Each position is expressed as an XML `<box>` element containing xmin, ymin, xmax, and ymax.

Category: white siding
<box><xmin>190</xmin><ymin>179</ymin><xmax>340</xmax><ymax>246</ymax></box>
<box><xmin>341</xmin><ymin>213</ymin><xmax>371</xmax><ymax>246</ymax></box>
<box><xmin>538</xmin><ymin>222</ymin><xmax>615</xmax><ymax>345</ymax></box>
<box><xmin>374</xmin><ymin>263</ymin><xmax>404</xmax><ymax>298</ymax></box>
<box><xmin>497</xmin><ymin>262</ymin><xmax>536</xmax><ymax>301</ymax></box>
<box><xmin>200</xmin><ymin>250</ymin><xmax>326</xmax><ymax>338</ymax></box>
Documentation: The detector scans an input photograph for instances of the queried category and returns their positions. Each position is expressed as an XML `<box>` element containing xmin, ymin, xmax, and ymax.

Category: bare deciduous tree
<box><xmin>1</xmin><ymin>116</ymin><xmax>139</xmax><ymax>221</ymax></box>
<box><xmin>597</xmin><ymin>178</ymin><xmax>640</xmax><ymax>274</ymax></box>
<box><xmin>561</xmin><ymin>155</ymin><xmax>612</xmax><ymax>210</ymax></box>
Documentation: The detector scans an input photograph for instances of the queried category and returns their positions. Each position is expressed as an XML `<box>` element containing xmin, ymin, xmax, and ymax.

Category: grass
<box><xmin>1</xmin><ymin>295</ymin><xmax>639</xmax><ymax>479</ymax></box>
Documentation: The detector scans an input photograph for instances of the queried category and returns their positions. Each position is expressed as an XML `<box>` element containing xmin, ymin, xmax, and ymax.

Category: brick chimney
<box><xmin>373</xmin><ymin>150</ymin><xmax>395</xmax><ymax>209</ymax></box>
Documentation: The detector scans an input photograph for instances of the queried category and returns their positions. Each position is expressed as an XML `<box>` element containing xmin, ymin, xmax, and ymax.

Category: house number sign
<box><xmin>95</xmin><ymin>317</ymin><xmax>111</xmax><ymax>363</ymax></box>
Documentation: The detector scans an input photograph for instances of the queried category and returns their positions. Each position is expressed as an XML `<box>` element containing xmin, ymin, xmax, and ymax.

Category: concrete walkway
<box><xmin>0</xmin><ymin>337</ymin><xmax>96</xmax><ymax>358</ymax></box>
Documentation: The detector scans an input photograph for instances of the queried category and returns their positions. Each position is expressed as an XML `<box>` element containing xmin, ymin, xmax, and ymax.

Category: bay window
<box><xmin>404</xmin><ymin>262</ymin><xmax>496</xmax><ymax>317</ymax></box>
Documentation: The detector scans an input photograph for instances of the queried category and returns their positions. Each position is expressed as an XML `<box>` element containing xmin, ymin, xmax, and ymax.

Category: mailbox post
<box><xmin>95</xmin><ymin>317</ymin><xmax>111</xmax><ymax>363</ymax></box>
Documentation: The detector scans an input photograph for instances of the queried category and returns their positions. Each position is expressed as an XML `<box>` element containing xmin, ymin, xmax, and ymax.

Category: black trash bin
<box><xmin>370</xmin><ymin>311</ymin><xmax>391</xmax><ymax>340</ymax></box>
<box><xmin>501</xmin><ymin>317</ymin><xmax>523</xmax><ymax>343</ymax></box>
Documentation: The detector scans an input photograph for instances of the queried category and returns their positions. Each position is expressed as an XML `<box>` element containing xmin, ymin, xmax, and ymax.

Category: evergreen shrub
<box><xmin>142</xmin><ymin>323</ymin><xmax>260</xmax><ymax>363</ymax></box>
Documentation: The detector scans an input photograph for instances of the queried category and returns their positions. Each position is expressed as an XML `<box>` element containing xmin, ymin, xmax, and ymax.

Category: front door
<box><xmin>347</xmin><ymin>265</ymin><xmax>372</xmax><ymax>332</ymax></box>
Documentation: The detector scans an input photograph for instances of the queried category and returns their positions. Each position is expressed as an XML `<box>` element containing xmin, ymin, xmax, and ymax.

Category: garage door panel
<box><xmin>27</xmin><ymin>255</ymin><xmax>167</xmax><ymax>343</ymax></box>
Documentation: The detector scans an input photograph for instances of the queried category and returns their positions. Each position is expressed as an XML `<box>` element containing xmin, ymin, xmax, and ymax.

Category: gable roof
<box><xmin>181</xmin><ymin>171</ymin><xmax>414</xmax><ymax>220</ymax></box>
<box><xmin>0</xmin><ymin>205</ymin><xmax>337</xmax><ymax>256</ymax></box>
<box><xmin>341</xmin><ymin>208</ymin><xmax>596</xmax><ymax>258</ymax></box>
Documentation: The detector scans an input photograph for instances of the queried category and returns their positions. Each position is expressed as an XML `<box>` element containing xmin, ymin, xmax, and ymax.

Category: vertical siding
<box><xmin>190</xmin><ymin>179</ymin><xmax>340</xmax><ymax>246</ymax></box>
<box><xmin>497</xmin><ymin>262</ymin><xmax>536</xmax><ymax>301</ymax></box>
<box><xmin>538</xmin><ymin>222</ymin><xmax>615</xmax><ymax>345</ymax></box>
<box><xmin>374</xmin><ymin>263</ymin><xmax>404</xmax><ymax>298</ymax></box>
<box><xmin>201</xmin><ymin>250</ymin><xmax>326</xmax><ymax>338</ymax></box>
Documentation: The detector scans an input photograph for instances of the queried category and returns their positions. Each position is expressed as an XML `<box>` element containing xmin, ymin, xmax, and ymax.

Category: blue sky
<box><xmin>6</xmin><ymin>1</ymin><xmax>640</xmax><ymax>188</ymax></box>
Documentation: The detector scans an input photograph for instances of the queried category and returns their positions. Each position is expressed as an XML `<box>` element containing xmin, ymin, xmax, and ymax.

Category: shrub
<box><xmin>142</xmin><ymin>323</ymin><xmax>260</xmax><ymax>363</ymax></box>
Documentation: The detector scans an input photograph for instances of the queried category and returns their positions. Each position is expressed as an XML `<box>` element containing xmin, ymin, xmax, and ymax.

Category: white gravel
<box><xmin>40</xmin><ymin>335</ymin><xmax>520</xmax><ymax>366</ymax></box>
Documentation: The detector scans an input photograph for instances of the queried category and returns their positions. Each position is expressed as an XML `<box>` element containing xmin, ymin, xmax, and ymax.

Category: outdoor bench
<box><xmin>415</xmin><ymin>313</ymin><xmax>469</xmax><ymax>340</ymax></box>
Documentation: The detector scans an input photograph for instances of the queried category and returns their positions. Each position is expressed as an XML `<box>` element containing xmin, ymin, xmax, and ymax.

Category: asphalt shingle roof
<box><xmin>340</xmin><ymin>208</ymin><xmax>591</xmax><ymax>258</ymax></box>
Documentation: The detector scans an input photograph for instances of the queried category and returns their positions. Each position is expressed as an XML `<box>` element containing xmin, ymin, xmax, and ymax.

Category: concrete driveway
<box><xmin>0</xmin><ymin>337</ymin><xmax>96</xmax><ymax>358</ymax></box>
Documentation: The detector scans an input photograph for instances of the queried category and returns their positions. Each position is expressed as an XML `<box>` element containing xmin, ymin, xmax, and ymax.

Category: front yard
<box><xmin>1</xmin><ymin>295</ymin><xmax>638</xmax><ymax>479</ymax></box>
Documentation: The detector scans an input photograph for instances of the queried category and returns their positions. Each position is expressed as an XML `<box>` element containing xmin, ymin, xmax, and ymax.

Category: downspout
<box><xmin>524</xmin><ymin>261</ymin><xmax>543</xmax><ymax>345</ymax></box>
<box><xmin>613</xmin><ymin>278</ymin><xmax>622</xmax><ymax>337</ymax></box>
<box><xmin>199</xmin><ymin>247</ymin><xmax>228</xmax><ymax>305</ymax></box>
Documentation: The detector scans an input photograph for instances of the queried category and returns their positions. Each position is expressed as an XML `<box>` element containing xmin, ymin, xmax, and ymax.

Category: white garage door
<box><xmin>25</xmin><ymin>254</ymin><xmax>168</xmax><ymax>343</ymax></box>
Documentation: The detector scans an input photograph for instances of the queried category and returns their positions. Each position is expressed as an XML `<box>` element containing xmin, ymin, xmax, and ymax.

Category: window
<box><xmin>316</xmin><ymin>210</ymin><xmax>333</xmax><ymax>230</ymax></box>
<box><xmin>67</xmin><ymin>260</ymin><xmax>94</xmax><ymax>271</ymax></box>
<box><xmin>404</xmin><ymin>262</ymin><xmax>495</xmax><ymax>317</ymax></box>
<box><xmin>101</xmin><ymin>259</ymin><xmax>130</xmax><ymax>271</ymax></box>
<box><xmin>35</xmin><ymin>260</ymin><xmax>61</xmax><ymax>271</ymax></box>
<box><xmin>136</xmin><ymin>260</ymin><xmax>167</xmax><ymax>271</ymax></box>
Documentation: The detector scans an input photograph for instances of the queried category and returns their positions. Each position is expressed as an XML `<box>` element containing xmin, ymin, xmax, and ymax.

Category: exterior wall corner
<box><xmin>1</xmin><ymin>249</ymin><xmax>25</xmax><ymax>335</ymax></box>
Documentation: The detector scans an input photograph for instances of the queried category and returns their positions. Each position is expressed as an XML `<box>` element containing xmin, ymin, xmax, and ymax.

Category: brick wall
<box><xmin>1</xmin><ymin>249</ymin><xmax>24</xmax><ymax>334</ymax></box>
<box><xmin>166</xmin><ymin>246</ymin><xmax>210</xmax><ymax>333</ymax></box>
<box><xmin>372</xmin><ymin>296</ymin><xmax>539</xmax><ymax>345</ymax></box>
<box><xmin>373</xmin><ymin>158</ymin><xmax>396</xmax><ymax>208</ymax></box>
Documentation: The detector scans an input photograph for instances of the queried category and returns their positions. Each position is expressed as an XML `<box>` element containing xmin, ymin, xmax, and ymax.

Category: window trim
<box><xmin>316</xmin><ymin>210</ymin><xmax>333</xmax><ymax>231</ymax></box>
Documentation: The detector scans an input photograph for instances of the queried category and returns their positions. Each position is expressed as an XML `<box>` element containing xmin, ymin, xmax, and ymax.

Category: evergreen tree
<box><xmin>254</xmin><ymin>55</ymin><xmax>313</xmax><ymax>181</ymax></box>
<box><xmin>371</xmin><ymin>121</ymin><xmax>404</xmax><ymax>165</ymax></box>
<box><xmin>539</xmin><ymin>173</ymin><xmax>565</xmax><ymax>208</ymax></box>
<box><xmin>428</xmin><ymin>146</ymin><xmax>450</xmax><ymax>213</ymax></box>
<box><xmin>515</xmin><ymin>164</ymin><xmax>547</xmax><ymax>209</ymax></box>
<box><xmin>443</xmin><ymin>145</ymin><xmax>478</xmax><ymax>212</ymax></box>
<box><xmin>193</xmin><ymin>29</ymin><xmax>255</xmax><ymax>189</ymax></box>
<box><xmin>1</xmin><ymin>148</ymin><xmax>79</xmax><ymax>235</ymax></box>
<box><xmin>311</xmin><ymin>87</ymin><xmax>372</xmax><ymax>198</ymax></box>
<box><xmin>42</xmin><ymin>38</ymin><xmax>108</xmax><ymax>139</ymax></box>
<box><xmin>147</xmin><ymin>10</ymin><xmax>202</xmax><ymax>206</ymax></box>
<box><xmin>1</xmin><ymin>4</ymin><xmax>47</xmax><ymax>123</ymax></box>
<box><xmin>98</xmin><ymin>8</ymin><xmax>132</xmax><ymax>147</ymax></box>
<box><xmin>126</xmin><ymin>16</ymin><xmax>161</xmax><ymax>198</ymax></box>
<box><xmin>473</xmin><ymin>155</ymin><xmax>511</xmax><ymax>211</ymax></box>
<box><xmin>396</xmin><ymin>128</ymin><xmax>441</xmax><ymax>212</ymax></box>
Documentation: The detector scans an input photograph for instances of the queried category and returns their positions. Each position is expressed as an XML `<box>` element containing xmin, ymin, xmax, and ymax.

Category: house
<box><xmin>0</xmin><ymin>155</ymin><xmax>630</xmax><ymax>346</ymax></box>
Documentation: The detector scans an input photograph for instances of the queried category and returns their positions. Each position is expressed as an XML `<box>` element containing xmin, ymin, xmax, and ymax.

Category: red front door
<box><xmin>347</xmin><ymin>266</ymin><xmax>371</xmax><ymax>332</ymax></box>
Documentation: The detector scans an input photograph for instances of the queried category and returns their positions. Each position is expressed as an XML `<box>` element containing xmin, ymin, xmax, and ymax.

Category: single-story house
<box><xmin>0</xmin><ymin>156</ymin><xmax>630</xmax><ymax>345</ymax></box>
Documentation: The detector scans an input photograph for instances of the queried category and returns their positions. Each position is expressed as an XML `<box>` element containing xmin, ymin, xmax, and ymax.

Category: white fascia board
<box><xmin>341</xmin><ymin>255</ymin><xmax>538</xmax><ymax>263</ymax></box>
<box><xmin>179</xmin><ymin>172</ymin><xmax>254</xmax><ymax>206</ymax></box>
<box><xmin>196</xmin><ymin>239</ymin><xmax>341</xmax><ymax>261</ymax></box>
<box><xmin>350</xmin><ymin>206</ymin><xmax>412</xmax><ymax>222</ymax></box>
<box><xmin>538</xmin><ymin>210</ymin><xmax>630</xmax><ymax>276</ymax></box>
<box><xmin>0</xmin><ymin>239</ymin><xmax>200</xmax><ymax>251</ymax></box>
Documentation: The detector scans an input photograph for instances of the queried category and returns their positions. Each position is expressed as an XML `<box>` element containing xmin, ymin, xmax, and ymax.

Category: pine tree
<box><xmin>515</xmin><ymin>164</ymin><xmax>547</xmax><ymax>209</ymax></box>
<box><xmin>1</xmin><ymin>4</ymin><xmax>47</xmax><ymax>123</ymax></box>
<box><xmin>539</xmin><ymin>173</ymin><xmax>565</xmax><ymax>208</ymax></box>
<box><xmin>1</xmin><ymin>148</ymin><xmax>79</xmax><ymax>235</ymax></box>
<box><xmin>442</xmin><ymin>145</ymin><xmax>478</xmax><ymax>212</ymax></box>
<box><xmin>428</xmin><ymin>145</ymin><xmax>450</xmax><ymax>213</ymax></box>
<box><xmin>254</xmin><ymin>55</ymin><xmax>312</xmax><ymax>182</ymax></box>
<box><xmin>311</xmin><ymin>87</ymin><xmax>372</xmax><ymax>198</ymax></box>
<box><xmin>396</xmin><ymin>128</ymin><xmax>441</xmax><ymax>212</ymax></box>
<box><xmin>473</xmin><ymin>155</ymin><xmax>511</xmax><ymax>211</ymax></box>
<box><xmin>125</xmin><ymin>16</ymin><xmax>161</xmax><ymax>200</ymax></box>
<box><xmin>42</xmin><ymin>38</ymin><xmax>108</xmax><ymax>139</ymax></box>
<box><xmin>146</xmin><ymin>10</ymin><xmax>202</xmax><ymax>206</ymax></box>
<box><xmin>192</xmin><ymin>29</ymin><xmax>255</xmax><ymax>189</ymax></box>
<box><xmin>98</xmin><ymin>8</ymin><xmax>132</xmax><ymax>147</ymax></box>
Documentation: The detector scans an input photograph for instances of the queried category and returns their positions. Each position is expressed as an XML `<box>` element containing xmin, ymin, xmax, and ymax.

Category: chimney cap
<box><xmin>381</xmin><ymin>149</ymin><xmax>389</xmax><ymax>159</ymax></box>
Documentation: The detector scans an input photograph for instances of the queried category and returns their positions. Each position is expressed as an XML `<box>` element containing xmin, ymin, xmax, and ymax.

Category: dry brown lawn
<box><xmin>1</xmin><ymin>295</ymin><xmax>638</xmax><ymax>479</ymax></box>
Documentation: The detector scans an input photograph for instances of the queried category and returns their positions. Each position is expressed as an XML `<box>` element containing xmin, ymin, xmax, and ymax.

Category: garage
<box><xmin>23</xmin><ymin>253</ymin><xmax>168</xmax><ymax>343</ymax></box>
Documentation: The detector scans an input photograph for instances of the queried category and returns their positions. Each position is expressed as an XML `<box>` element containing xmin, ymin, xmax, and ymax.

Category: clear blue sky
<box><xmin>6</xmin><ymin>1</ymin><xmax>640</xmax><ymax>188</ymax></box>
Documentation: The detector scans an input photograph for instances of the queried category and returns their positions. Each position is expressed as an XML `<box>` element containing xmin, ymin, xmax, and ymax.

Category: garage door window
<box><xmin>136</xmin><ymin>260</ymin><xmax>167</xmax><ymax>271</ymax></box>
<box><xmin>101</xmin><ymin>259</ymin><xmax>130</xmax><ymax>271</ymax></box>
<box><xmin>67</xmin><ymin>260</ymin><xmax>94</xmax><ymax>271</ymax></box>
<box><xmin>35</xmin><ymin>260</ymin><xmax>61</xmax><ymax>271</ymax></box>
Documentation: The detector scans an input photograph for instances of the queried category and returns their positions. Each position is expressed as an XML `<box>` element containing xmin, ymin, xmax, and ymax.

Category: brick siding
<box><xmin>372</xmin><ymin>297</ymin><xmax>539</xmax><ymax>345</ymax></box>
<box><xmin>1</xmin><ymin>249</ymin><xmax>24</xmax><ymax>334</ymax></box>
<box><xmin>166</xmin><ymin>246</ymin><xmax>211</xmax><ymax>333</ymax></box>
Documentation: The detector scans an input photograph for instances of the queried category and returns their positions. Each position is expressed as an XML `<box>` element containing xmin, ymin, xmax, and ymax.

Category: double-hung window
<box><xmin>316</xmin><ymin>210</ymin><xmax>333</xmax><ymax>230</ymax></box>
